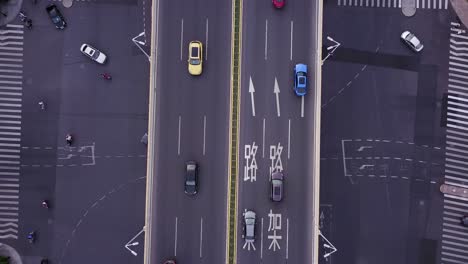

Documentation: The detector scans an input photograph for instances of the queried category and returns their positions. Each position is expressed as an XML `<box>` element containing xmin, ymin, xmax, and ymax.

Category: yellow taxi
<box><xmin>188</xmin><ymin>41</ymin><xmax>203</xmax><ymax>75</ymax></box>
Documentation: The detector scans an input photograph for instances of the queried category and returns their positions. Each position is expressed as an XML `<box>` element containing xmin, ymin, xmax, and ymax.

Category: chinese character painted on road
<box><xmin>244</xmin><ymin>142</ymin><xmax>258</xmax><ymax>182</ymax></box>
<box><xmin>267</xmin><ymin>209</ymin><xmax>282</xmax><ymax>251</ymax></box>
<box><xmin>269</xmin><ymin>143</ymin><xmax>283</xmax><ymax>175</ymax></box>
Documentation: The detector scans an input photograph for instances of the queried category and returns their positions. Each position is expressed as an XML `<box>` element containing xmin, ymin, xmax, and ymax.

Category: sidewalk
<box><xmin>451</xmin><ymin>0</ymin><xmax>468</xmax><ymax>27</ymax></box>
<box><xmin>0</xmin><ymin>244</ymin><xmax>21</xmax><ymax>264</ymax></box>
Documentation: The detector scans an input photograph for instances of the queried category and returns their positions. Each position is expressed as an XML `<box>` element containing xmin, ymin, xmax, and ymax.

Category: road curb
<box><xmin>143</xmin><ymin>0</ymin><xmax>160</xmax><ymax>262</ymax></box>
<box><xmin>313</xmin><ymin>0</ymin><xmax>323</xmax><ymax>263</ymax></box>
<box><xmin>225</xmin><ymin>0</ymin><xmax>243</xmax><ymax>263</ymax></box>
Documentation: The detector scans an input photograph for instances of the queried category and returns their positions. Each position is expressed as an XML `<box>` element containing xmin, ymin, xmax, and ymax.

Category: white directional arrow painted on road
<box><xmin>249</xmin><ymin>77</ymin><xmax>256</xmax><ymax>117</ymax></box>
<box><xmin>274</xmin><ymin>77</ymin><xmax>280</xmax><ymax>117</ymax></box>
<box><xmin>359</xmin><ymin>164</ymin><xmax>374</xmax><ymax>170</ymax></box>
<box><xmin>319</xmin><ymin>230</ymin><xmax>337</xmax><ymax>259</ymax></box>
<box><xmin>124</xmin><ymin>226</ymin><xmax>145</xmax><ymax>256</ymax></box>
<box><xmin>357</xmin><ymin>146</ymin><xmax>372</xmax><ymax>152</ymax></box>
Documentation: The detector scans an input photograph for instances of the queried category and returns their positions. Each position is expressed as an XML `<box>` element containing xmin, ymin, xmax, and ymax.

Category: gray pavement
<box><xmin>149</xmin><ymin>0</ymin><xmax>232</xmax><ymax>263</ymax></box>
<box><xmin>236</xmin><ymin>0</ymin><xmax>317</xmax><ymax>263</ymax></box>
<box><xmin>320</xmin><ymin>4</ymin><xmax>452</xmax><ymax>264</ymax></box>
<box><xmin>0</xmin><ymin>0</ymin><xmax>149</xmax><ymax>262</ymax></box>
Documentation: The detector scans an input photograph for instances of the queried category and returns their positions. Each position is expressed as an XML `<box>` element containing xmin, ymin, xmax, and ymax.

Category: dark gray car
<box><xmin>271</xmin><ymin>171</ymin><xmax>283</xmax><ymax>202</ymax></box>
<box><xmin>46</xmin><ymin>4</ymin><xmax>66</xmax><ymax>30</ymax></box>
<box><xmin>185</xmin><ymin>161</ymin><xmax>198</xmax><ymax>195</ymax></box>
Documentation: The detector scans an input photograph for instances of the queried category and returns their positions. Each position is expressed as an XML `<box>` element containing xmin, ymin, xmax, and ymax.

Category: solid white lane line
<box><xmin>0</xmin><ymin>207</ymin><xmax>18</xmax><ymax>211</ymax></box>
<box><xmin>205</xmin><ymin>18</ymin><xmax>209</xmax><ymax>61</ymax></box>
<box><xmin>0</xmin><ymin>97</ymin><xmax>22</xmax><ymax>102</ymax></box>
<box><xmin>0</xmin><ymin>183</ymin><xmax>18</xmax><ymax>187</ymax></box>
<box><xmin>0</xmin><ymin>121</ymin><xmax>20</xmax><ymax>125</ymax></box>
<box><xmin>290</xmin><ymin>21</ymin><xmax>293</xmax><ymax>61</ymax></box>
<box><xmin>288</xmin><ymin>119</ymin><xmax>291</xmax><ymax>159</ymax></box>
<box><xmin>200</xmin><ymin>217</ymin><xmax>203</xmax><ymax>258</ymax></box>
<box><xmin>203</xmin><ymin>116</ymin><xmax>206</xmax><ymax>155</ymax></box>
<box><xmin>0</xmin><ymin>154</ymin><xmax>19</xmax><ymax>159</ymax></box>
<box><xmin>0</xmin><ymin>103</ymin><xmax>21</xmax><ymax>108</ymax></box>
<box><xmin>260</xmin><ymin>217</ymin><xmax>264</xmax><ymax>259</ymax></box>
<box><xmin>0</xmin><ymin>137</ymin><xmax>20</xmax><ymax>142</ymax></box>
<box><xmin>265</xmin><ymin>20</ymin><xmax>268</xmax><ymax>60</ymax></box>
<box><xmin>178</xmin><ymin>116</ymin><xmax>181</xmax><ymax>155</ymax></box>
<box><xmin>0</xmin><ymin>132</ymin><xmax>20</xmax><ymax>136</ymax></box>
<box><xmin>286</xmin><ymin>218</ymin><xmax>289</xmax><ymax>259</ymax></box>
<box><xmin>174</xmin><ymin>217</ymin><xmax>178</xmax><ymax>256</ymax></box>
<box><xmin>0</xmin><ymin>166</ymin><xmax>19</xmax><ymax>170</ymax></box>
<box><xmin>262</xmin><ymin>118</ymin><xmax>266</xmax><ymax>158</ymax></box>
<box><xmin>0</xmin><ymin>126</ymin><xmax>20</xmax><ymax>130</ymax></box>
<box><xmin>180</xmin><ymin>19</ymin><xmax>184</xmax><ymax>61</ymax></box>
<box><xmin>0</xmin><ymin>86</ymin><xmax>21</xmax><ymax>91</ymax></box>
<box><xmin>0</xmin><ymin>195</ymin><xmax>18</xmax><ymax>199</ymax></box>
<box><xmin>0</xmin><ymin>143</ymin><xmax>20</xmax><ymax>147</ymax></box>
<box><xmin>301</xmin><ymin>96</ymin><xmax>304</xmax><ymax>117</ymax></box>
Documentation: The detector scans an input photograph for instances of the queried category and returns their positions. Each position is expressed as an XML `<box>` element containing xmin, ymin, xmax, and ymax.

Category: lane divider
<box><xmin>225</xmin><ymin>0</ymin><xmax>243</xmax><ymax>263</ymax></box>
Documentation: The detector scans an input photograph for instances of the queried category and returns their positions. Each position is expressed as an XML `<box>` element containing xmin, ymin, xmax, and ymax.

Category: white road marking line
<box><xmin>180</xmin><ymin>19</ymin><xmax>184</xmax><ymax>61</ymax></box>
<box><xmin>290</xmin><ymin>21</ymin><xmax>293</xmax><ymax>61</ymax></box>
<box><xmin>288</xmin><ymin>119</ymin><xmax>291</xmax><ymax>159</ymax></box>
<box><xmin>205</xmin><ymin>18</ymin><xmax>208</xmax><ymax>61</ymax></box>
<box><xmin>262</xmin><ymin>118</ymin><xmax>266</xmax><ymax>158</ymax></box>
<box><xmin>286</xmin><ymin>218</ymin><xmax>289</xmax><ymax>259</ymax></box>
<box><xmin>260</xmin><ymin>217</ymin><xmax>264</xmax><ymax>258</ymax></box>
<box><xmin>200</xmin><ymin>217</ymin><xmax>203</xmax><ymax>258</ymax></box>
<box><xmin>301</xmin><ymin>96</ymin><xmax>304</xmax><ymax>117</ymax></box>
<box><xmin>203</xmin><ymin>115</ymin><xmax>206</xmax><ymax>156</ymax></box>
<box><xmin>178</xmin><ymin>116</ymin><xmax>181</xmax><ymax>155</ymax></box>
<box><xmin>174</xmin><ymin>217</ymin><xmax>178</xmax><ymax>256</ymax></box>
<box><xmin>265</xmin><ymin>20</ymin><xmax>268</xmax><ymax>60</ymax></box>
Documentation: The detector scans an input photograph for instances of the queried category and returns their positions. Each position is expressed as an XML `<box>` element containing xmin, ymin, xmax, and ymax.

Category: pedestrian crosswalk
<box><xmin>0</xmin><ymin>24</ymin><xmax>25</xmax><ymax>240</ymax></box>
<box><xmin>336</xmin><ymin>0</ymin><xmax>448</xmax><ymax>9</ymax></box>
<box><xmin>441</xmin><ymin>22</ymin><xmax>468</xmax><ymax>264</ymax></box>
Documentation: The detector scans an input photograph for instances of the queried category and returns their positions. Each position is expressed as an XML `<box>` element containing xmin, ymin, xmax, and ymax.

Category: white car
<box><xmin>400</xmin><ymin>31</ymin><xmax>424</xmax><ymax>52</ymax></box>
<box><xmin>80</xmin><ymin>43</ymin><xmax>107</xmax><ymax>64</ymax></box>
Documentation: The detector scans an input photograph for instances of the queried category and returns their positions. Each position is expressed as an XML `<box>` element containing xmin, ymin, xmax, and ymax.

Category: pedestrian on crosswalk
<box><xmin>38</xmin><ymin>101</ymin><xmax>45</xmax><ymax>110</ymax></box>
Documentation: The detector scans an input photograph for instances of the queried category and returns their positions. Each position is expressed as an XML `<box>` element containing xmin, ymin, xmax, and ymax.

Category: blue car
<box><xmin>294</xmin><ymin>64</ymin><xmax>308</xmax><ymax>96</ymax></box>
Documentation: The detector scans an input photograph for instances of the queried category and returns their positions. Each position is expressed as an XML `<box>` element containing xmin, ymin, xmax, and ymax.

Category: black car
<box><xmin>185</xmin><ymin>161</ymin><xmax>198</xmax><ymax>195</ymax></box>
<box><xmin>46</xmin><ymin>4</ymin><xmax>66</xmax><ymax>29</ymax></box>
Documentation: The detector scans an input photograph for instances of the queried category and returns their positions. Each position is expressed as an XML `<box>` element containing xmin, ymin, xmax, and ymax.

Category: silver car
<box><xmin>242</xmin><ymin>210</ymin><xmax>256</xmax><ymax>243</ymax></box>
<box><xmin>401</xmin><ymin>31</ymin><xmax>424</xmax><ymax>52</ymax></box>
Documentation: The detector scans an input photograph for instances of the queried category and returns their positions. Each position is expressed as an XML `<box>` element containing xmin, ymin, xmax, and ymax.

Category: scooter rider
<box><xmin>66</xmin><ymin>134</ymin><xmax>73</xmax><ymax>145</ymax></box>
<box><xmin>27</xmin><ymin>231</ymin><xmax>35</xmax><ymax>243</ymax></box>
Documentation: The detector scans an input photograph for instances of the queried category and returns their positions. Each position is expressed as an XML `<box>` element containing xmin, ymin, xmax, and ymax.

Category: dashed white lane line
<box><xmin>288</xmin><ymin>119</ymin><xmax>291</xmax><ymax>159</ymax></box>
<box><xmin>175</xmin><ymin>217</ymin><xmax>178</xmax><ymax>257</ymax></box>
<box><xmin>200</xmin><ymin>217</ymin><xmax>203</xmax><ymax>258</ymax></box>
<box><xmin>180</xmin><ymin>19</ymin><xmax>184</xmax><ymax>61</ymax></box>
<box><xmin>265</xmin><ymin>20</ymin><xmax>268</xmax><ymax>60</ymax></box>
<box><xmin>178</xmin><ymin>116</ymin><xmax>181</xmax><ymax>155</ymax></box>
<box><xmin>203</xmin><ymin>115</ymin><xmax>206</xmax><ymax>156</ymax></box>
<box><xmin>205</xmin><ymin>19</ymin><xmax>208</xmax><ymax>61</ymax></box>
<box><xmin>290</xmin><ymin>21</ymin><xmax>293</xmax><ymax>61</ymax></box>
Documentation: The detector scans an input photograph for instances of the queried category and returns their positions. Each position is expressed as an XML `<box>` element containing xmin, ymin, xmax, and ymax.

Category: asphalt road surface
<box><xmin>149</xmin><ymin>0</ymin><xmax>232</xmax><ymax>263</ymax></box>
<box><xmin>0</xmin><ymin>1</ymin><xmax>150</xmax><ymax>263</ymax></box>
<box><xmin>236</xmin><ymin>0</ymin><xmax>317</xmax><ymax>263</ymax></box>
<box><xmin>320</xmin><ymin>4</ymin><xmax>452</xmax><ymax>264</ymax></box>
